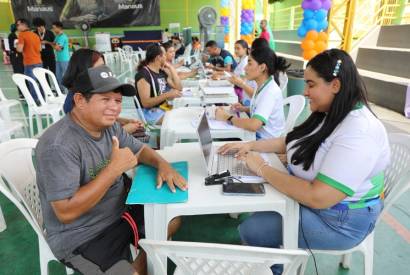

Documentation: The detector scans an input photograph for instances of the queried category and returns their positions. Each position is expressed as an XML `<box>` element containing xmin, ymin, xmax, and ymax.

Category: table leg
<box><xmin>144</xmin><ymin>204</ymin><xmax>168</xmax><ymax>275</ymax></box>
<box><xmin>283</xmin><ymin>199</ymin><xmax>300</xmax><ymax>249</ymax></box>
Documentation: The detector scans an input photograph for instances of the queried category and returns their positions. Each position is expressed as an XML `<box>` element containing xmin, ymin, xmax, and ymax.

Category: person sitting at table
<box><xmin>162</xmin><ymin>41</ymin><xmax>198</xmax><ymax>80</ymax></box>
<box><xmin>171</xmin><ymin>35</ymin><xmax>185</xmax><ymax>59</ymax></box>
<box><xmin>36</xmin><ymin>65</ymin><xmax>187</xmax><ymax>275</ymax></box>
<box><xmin>215</xmin><ymin>46</ymin><xmax>287</xmax><ymax>140</ymax></box>
<box><xmin>218</xmin><ymin>49</ymin><xmax>390</xmax><ymax>275</ymax></box>
<box><xmin>135</xmin><ymin>43</ymin><xmax>183</xmax><ymax>125</ymax></box>
<box><xmin>205</xmin><ymin>40</ymin><xmax>237</xmax><ymax>72</ymax></box>
<box><xmin>229</xmin><ymin>38</ymin><xmax>289</xmax><ymax>104</ymax></box>
<box><xmin>62</xmin><ymin>48</ymin><xmax>144</xmax><ymax>134</ymax></box>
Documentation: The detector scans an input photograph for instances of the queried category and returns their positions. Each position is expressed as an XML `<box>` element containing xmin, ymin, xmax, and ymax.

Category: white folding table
<box><xmin>138</xmin><ymin>142</ymin><xmax>300</xmax><ymax>275</ymax></box>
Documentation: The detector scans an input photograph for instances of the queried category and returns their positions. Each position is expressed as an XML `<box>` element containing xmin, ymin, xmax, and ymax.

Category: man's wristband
<box><xmin>227</xmin><ymin>115</ymin><xmax>234</xmax><ymax>125</ymax></box>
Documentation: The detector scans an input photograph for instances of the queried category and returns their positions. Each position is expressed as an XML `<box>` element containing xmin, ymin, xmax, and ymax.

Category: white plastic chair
<box><xmin>0</xmin><ymin>116</ymin><xmax>27</xmax><ymax>142</ymax></box>
<box><xmin>0</xmin><ymin>88</ymin><xmax>28</xmax><ymax>132</ymax></box>
<box><xmin>283</xmin><ymin>95</ymin><xmax>306</xmax><ymax>134</ymax></box>
<box><xmin>139</xmin><ymin>239</ymin><xmax>308</xmax><ymax>275</ymax></box>
<box><xmin>33</xmin><ymin>67</ymin><xmax>66</xmax><ymax>105</ymax></box>
<box><xmin>12</xmin><ymin>74</ymin><xmax>64</xmax><ymax>137</ymax></box>
<box><xmin>313</xmin><ymin>132</ymin><xmax>410</xmax><ymax>275</ymax></box>
<box><xmin>0</xmin><ymin>138</ymin><xmax>73</xmax><ymax>275</ymax></box>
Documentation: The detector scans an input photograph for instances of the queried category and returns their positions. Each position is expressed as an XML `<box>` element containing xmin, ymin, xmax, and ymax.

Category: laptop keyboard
<box><xmin>217</xmin><ymin>154</ymin><xmax>253</xmax><ymax>176</ymax></box>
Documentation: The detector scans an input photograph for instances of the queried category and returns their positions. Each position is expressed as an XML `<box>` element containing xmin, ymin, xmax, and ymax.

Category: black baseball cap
<box><xmin>72</xmin><ymin>65</ymin><xmax>135</xmax><ymax>96</ymax></box>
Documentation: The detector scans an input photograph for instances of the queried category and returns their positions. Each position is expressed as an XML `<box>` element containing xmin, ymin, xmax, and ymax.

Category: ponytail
<box><xmin>250</xmin><ymin>48</ymin><xmax>290</xmax><ymax>86</ymax></box>
<box><xmin>137</xmin><ymin>43</ymin><xmax>163</xmax><ymax>71</ymax></box>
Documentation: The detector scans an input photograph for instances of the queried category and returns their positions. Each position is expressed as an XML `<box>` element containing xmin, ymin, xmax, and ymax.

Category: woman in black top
<box><xmin>135</xmin><ymin>44</ymin><xmax>183</xmax><ymax>125</ymax></box>
<box><xmin>33</xmin><ymin>17</ymin><xmax>56</xmax><ymax>74</ymax></box>
<box><xmin>7</xmin><ymin>23</ymin><xmax>24</xmax><ymax>99</ymax></box>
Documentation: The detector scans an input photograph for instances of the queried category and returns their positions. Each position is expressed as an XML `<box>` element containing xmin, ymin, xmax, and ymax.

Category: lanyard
<box><xmin>250</xmin><ymin>76</ymin><xmax>273</xmax><ymax>113</ymax></box>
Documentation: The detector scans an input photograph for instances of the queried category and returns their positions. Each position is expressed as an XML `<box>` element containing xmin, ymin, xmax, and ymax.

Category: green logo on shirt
<box><xmin>88</xmin><ymin>159</ymin><xmax>110</xmax><ymax>179</ymax></box>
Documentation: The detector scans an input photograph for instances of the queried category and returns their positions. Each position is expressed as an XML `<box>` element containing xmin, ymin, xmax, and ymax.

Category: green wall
<box><xmin>270</xmin><ymin>0</ymin><xmax>301</xmax><ymax>30</ymax></box>
<box><xmin>0</xmin><ymin>2</ymin><xmax>14</xmax><ymax>34</ymax></box>
<box><xmin>0</xmin><ymin>0</ymin><xmax>221</xmax><ymax>45</ymax></box>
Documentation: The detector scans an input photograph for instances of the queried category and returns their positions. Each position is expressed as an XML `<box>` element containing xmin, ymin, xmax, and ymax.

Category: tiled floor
<box><xmin>0</xmin><ymin>60</ymin><xmax>409</xmax><ymax>275</ymax></box>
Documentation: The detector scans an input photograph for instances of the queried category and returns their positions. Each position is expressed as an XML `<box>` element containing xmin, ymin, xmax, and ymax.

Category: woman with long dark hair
<box><xmin>162</xmin><ymin>41</ymin><xmax>197</xmax><ymax>80</ymax></box>
<box><xmin>62</xmin><ymin>49</ymin><xmax>143</xmax><ymax>133</ymax></box>
<box><xmin>218</xmin><ymin>49</ymin><xmax>390</xmax><ymax>274</ymax></box>
<box><xmin>135</xmin><ymin>43</ymin><xmax>182</xmax><ymax>125</ymax></box>
<box><xmin>215</xmin><ymin>47</ymin><xmax>288</xmax><ymax>139</ymax></box>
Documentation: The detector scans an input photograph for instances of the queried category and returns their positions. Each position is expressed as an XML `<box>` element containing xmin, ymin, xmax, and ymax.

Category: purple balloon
<box><xmin>221</xmin><ymin>17</ymin><xmax>229</xmax><ymax>25</ymax></box>
<box><xmin>302</xmin><ymin>0</ymin><xmax>312</xmax><ymax>10</ymax></box>
<box><xmin>311</xmin><ymin>0</ymin><xmax>322</xmax><ymax>10</ymax></box>
<box><xmin>321</xmin><ymin>0</ymin><xmax>332</xmax><ymax>10</ymax></box>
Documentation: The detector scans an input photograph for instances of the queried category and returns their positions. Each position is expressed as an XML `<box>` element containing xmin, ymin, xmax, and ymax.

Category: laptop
<box><xmin>196</xmin><ymin>111</ymin><xmax>275</xmax><ymax>183</ymax></box>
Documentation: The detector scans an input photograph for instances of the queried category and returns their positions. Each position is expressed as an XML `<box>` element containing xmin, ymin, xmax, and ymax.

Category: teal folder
<box><xmin>126</xmin><ymin>161</ymin><xmax>189</xmax><ymax>204</ymax></box>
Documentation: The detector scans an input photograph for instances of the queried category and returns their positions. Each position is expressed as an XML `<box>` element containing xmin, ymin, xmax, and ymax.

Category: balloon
<box><xmin>317</xmin><ymin>20</ymin><xmax>328</xmax><ymax>31</ymax></box>
<box><xmin>297</xmin><ymin>25</ymin><xmax>307</xmax><ymax>38</ymax></box>
<box><xmin>314</xmin><ymin>40</ymin><xmax>328</xmax><ymax>53</ymax></box>
<box><xmin>322</xmin><ymin>0</ymin><xmax>332</xmax><ymax>10</ymax></box>
<box><xmin>311</xmin><ymin>0</ymin><xmax>322</xmax><ymax>10</ymax></box>
<box><xmin>301</xmin><ymin>39</ymin><xmax>315</xmax><ymax>50</ymax></box>
<box><xmin>305</xmin><ymin>19</ymin><xmax>318</xmax><ymax>30</ymax></box>
<box><xmin>224</xmin><ymin>35</ymin><xmax>229</xmax><ymax>43</ymax></box>
<box><xmin>221</xmin><ymin>8</ymin><xmax>230</xmax><ymax>17</ymax></box>
<box><xmin>317</xmin><ymin>31</ymin><xmax>328</xmax><ymax>41</ymax></box>
<box><xmin>314</xmin><ymin>9</ymin><xmax>328</xmax><ymax>21</ymax></box>
<box><xmin>221</xmin><ymin>16</ymin><xmax>229</xmax><ymax>25</ymax></box>
<box><xmin>302</xmin><ymin>0</ymin><xmax>311</xmax><ymax>10</ymax></box>
<box><xmin>303</xmin><ymin>49</ymin><xmax>318</xmax><ymax>60</ymax></box>
<box><xmin>306</xmin><ymin>30</ymin><xmax>319</xmax><ymax>41</ymax></box>
<box><xmin>304</xmin><ymin>9</ymin><xmax>315</xmax><ymax>19</ymax></box>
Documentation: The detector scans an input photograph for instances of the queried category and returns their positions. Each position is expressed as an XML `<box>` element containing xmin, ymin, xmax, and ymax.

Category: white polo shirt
<box><xmin>287</xmin><ymin>104</ymin><xmax>390</xmax><ymax>208</ymax></box>
<box><xmin>250</xmin><ymin>76</ymin><xmax>285</xmax><ymax>139</ymax></box>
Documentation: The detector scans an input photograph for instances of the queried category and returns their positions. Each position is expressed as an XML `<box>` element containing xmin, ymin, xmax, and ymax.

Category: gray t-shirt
<box><xmin>35</xmin><ymin>115</ymin><xmax>143</xmax><ymax>260</ymax></box>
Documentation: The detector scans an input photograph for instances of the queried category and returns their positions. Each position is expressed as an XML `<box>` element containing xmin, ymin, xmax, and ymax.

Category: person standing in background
<box><xmin>16</xmin><ymin>18</ymin><xmax>43</xmax><ymax>102</ymax></box>
<box><xmin>33</xmin><ymin>17</ymin><xmax>56</xmax><ymax>76</ymax></box>
<box><xmin>259</xmin><ymin>20</ymin><xmax>270</xmax><ymax>42</ymax></box>
<box><xmin>7</xmin><ymin>23</ymin><xmax>24</xmax><ymax>99</ymax></box>
<box><xmin>52</xmin><ymin>21</ymin><xmax>70</xmax><ymax>90</ymax></box>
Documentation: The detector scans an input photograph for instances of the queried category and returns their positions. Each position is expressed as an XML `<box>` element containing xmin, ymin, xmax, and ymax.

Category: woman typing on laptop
<box><xmin>218</xmin><ymin>49</ymin><xmax>390</xmax><ymax>275</ymax></box>
<box><xmin>214</xmin><ymin>47</ymin><xmax>289</xmax><ymax>140</ymax></box>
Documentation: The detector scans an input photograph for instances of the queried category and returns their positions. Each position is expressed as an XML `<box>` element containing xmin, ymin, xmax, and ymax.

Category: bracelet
<box><xmin>257</xmin><ymin>161</ymin><xmax>270</xmax><ymax>177</ymax></box>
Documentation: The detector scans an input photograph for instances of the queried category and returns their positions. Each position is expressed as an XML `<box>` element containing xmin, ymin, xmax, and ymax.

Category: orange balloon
<box><xmin>303</xmin><ymin>50</ymin><xmax>318</xmax><ymax>60</ymax></box>
<box><xmin>301</xmin><ymin>39</ymin><xmax>315</xmax><ymax>50</ymax></box>
<box><xmin>314</xmin><ymin>41</ymin><xmax>328</xmax><ymax>53</ymax></box>
<box><xmin>224</xmin><ymin>35</ymin><xmax>229</xmax><ymax>43</ymax></box>
<box><xmin>317</xmin><ymin>32</ymin><xmax>328</xmax><ymax>41</ymax></box>
<box><xmin>306</xmin><ymin>30</ymin><xmax>319</xmax><ymax>41</ymax></box>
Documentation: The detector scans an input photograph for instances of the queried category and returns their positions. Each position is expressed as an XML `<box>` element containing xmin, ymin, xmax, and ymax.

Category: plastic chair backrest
<box><xmin>12</xmin><ymin>74</ymin><xmax>46</xmax><ymax>110</ymax></box>
<box><xmin>33</xmin><ymin>67</ymin><xmax>64</xmax><ymax>100</ymax></box>
<box><xmin>139</xmin><ymin>239</ymin><xmax>308</xmax><ymax>275</ymax></box>
<box><xmin>133</xmin><ymin>96</ymin><xmax>147</xmax><ymax>124</ymax></box>
<box><xmin>0</xmin><ymin>88</ymin><xmax>7</xmax><ymax>101</ymax></box>
<box><xmin>0</xmin><ymin>138</ymin><xmax>43</xmax><ymax>233</ymax></box>
<box><xmin>122</xmin><ymin>45</ymin><xmax>134</xmax><ymax>56</ymax></box>
<box><xmin>383</xmin><ymin>133</ymin><xmax>410</xmax><ymax>215</ymax></box>
<box><xmin>283</xmin><ymin>95</ymin><xmax>305</xmax><ymax>134</ymax></box>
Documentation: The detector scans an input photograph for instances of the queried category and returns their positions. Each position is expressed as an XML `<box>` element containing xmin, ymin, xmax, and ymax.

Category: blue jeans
<box><xmin>142</xmin><ymin>108</ymin><xmax>165</xmax><ymax>125</ymax></box>
<box><xmin>238</xmin><ymin>203</ymin><xmax>383</xmax><ymax>275</ymax></box>
<box><xmin>24</xmin><ymin>63</ymin><xmax>43</xmax><ymax>101</ymax></box>
<box><xmin>56</xmin><ymin>61</ymin><xmax>69</xmax><ymax>89</ymax></box>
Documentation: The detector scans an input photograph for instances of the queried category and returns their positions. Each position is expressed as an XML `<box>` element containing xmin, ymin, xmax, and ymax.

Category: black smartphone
<box><xmin>222</xmin><ymin>179</ymin><xmax>265</xmax><ymax>196</ymax></box>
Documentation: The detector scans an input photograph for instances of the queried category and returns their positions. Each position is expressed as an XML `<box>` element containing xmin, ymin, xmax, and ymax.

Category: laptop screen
<box><xmin>197</xmin><ymin>112</ymin><xmax>212</xmax><ymax>165</ymax></box>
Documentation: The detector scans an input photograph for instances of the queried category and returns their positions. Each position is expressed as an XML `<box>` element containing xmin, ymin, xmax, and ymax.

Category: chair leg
<box><xmin>65</xmin><ymin>267</ymin><xmax>74</xmax><ymax>275</ymax></box>
<box><xmin>0</xmin><ymin>206</ymin><xmax>7</xmax><ymax>232</ymax></box>
<box><xmin>340</xmin><ymin>253</ymin><xmax>351</xmax><ymax>269</ymax></box>
<box><xmin>38</xmin><ymin>245</ymin><xmax>49</xmax><ymax>275</ymax></box>
<box><xmin>29</xmin><ymin>113</ymin><xmax>34</xmax><ymax>137</ymax></box>
<box><xmin>363</xmin><ymin>237</ymin><xmax>374</xmax><ymax>275</ymax></box>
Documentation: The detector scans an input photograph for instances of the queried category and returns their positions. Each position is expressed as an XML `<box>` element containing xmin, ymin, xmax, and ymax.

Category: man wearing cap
<box><xmin>35</xmin><ymin>65</ymin><xmax>187</xmax><ymax>275</ymax></box>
